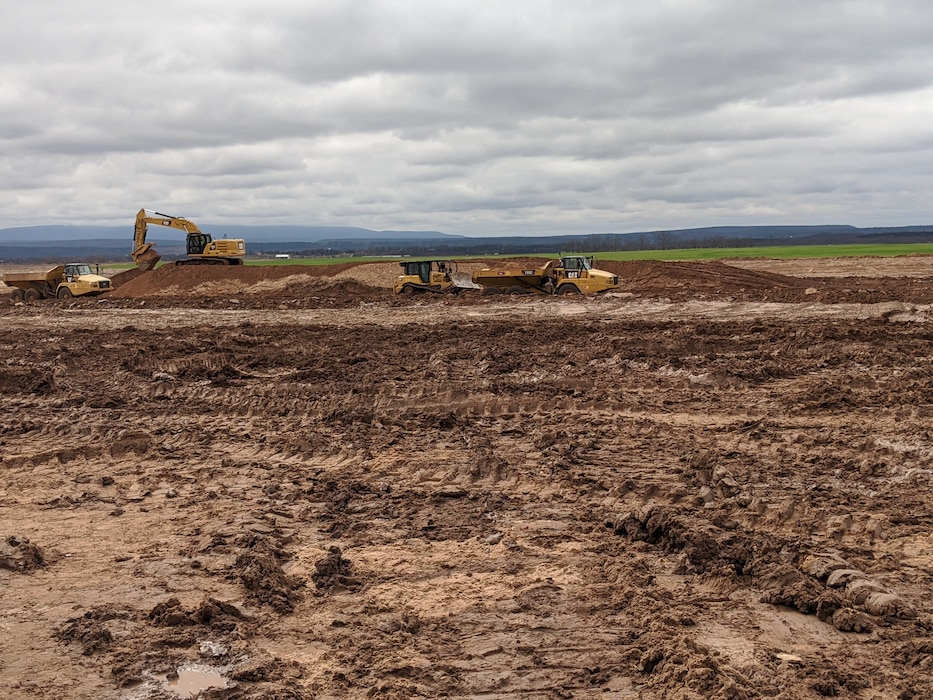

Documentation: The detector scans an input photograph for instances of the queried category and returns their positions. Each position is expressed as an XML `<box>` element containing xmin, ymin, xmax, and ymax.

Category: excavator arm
<box><xmin>131</xmin><ymin>209</ymin><xmax>203</xmax><ymax>271</ymax></box>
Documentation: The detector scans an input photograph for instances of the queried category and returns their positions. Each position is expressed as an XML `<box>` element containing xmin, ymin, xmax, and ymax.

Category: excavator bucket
<box><xmin>132</xmin><ymin>245</ymin><xmax>162</xmax><ymax>271</ymax></box>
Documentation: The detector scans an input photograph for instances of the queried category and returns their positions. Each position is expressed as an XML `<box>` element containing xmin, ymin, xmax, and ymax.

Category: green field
<box><xmin>587</xmin><ymin>243</ymin><xmax>933</xmax><ymax>262</ymax></box>
<box><xmin>265</xmin><ymin>244</ymin><xmax>933</xmax><ymax>265</ymax></box>
<box><xmin>102</xmin><ymin>244</ymin><xmax>933</xmax><ymax>271</ymax></box>
<box><xmin>247</xmin><ymin>244</ymin><xmax>933</xmax><ymax>264</ymax></box>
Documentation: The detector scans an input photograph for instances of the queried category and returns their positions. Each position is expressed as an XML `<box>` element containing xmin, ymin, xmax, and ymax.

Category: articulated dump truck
<box><xmin>3</xmin><ymin>263</ymin><xmax>112</xmax><ymax>301</ymax></box>
<box><xmin>395</xmin><ymin>256</ymin><xmax>619</xmax><ymax>296</ymax></box>
<box><xmin>473</xmin><ymin>255</ymin><xmax>619</xmax><ymax>295</ymax></box>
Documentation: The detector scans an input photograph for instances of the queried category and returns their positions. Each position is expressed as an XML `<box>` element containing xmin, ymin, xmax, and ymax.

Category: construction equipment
<box><xmin>3</xmin><ymin>263</ymin><xmax>112</xmax><ymax>301</ymax></box>
<box><xmin>131</xmin><ymin>209</ymin><xmax>246</xmax><ymax>270</ymax></box>
<box><xmin>472</xmin><ymin>255</ymin><xmax>619</xmax><ymax>295</ymax></box>
<box><xmin>394</xmin><ymin>260</ymin><xmax>481</xmax><ymax>294</ymax></box>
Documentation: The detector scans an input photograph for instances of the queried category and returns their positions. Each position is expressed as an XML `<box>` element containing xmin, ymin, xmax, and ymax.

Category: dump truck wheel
<box><xmin>557</xmin><ymin>284</ymin><xmax>580</xmax><ymax>295</ymax></box>
<box><xmin>57</xmin><ymin>287</ymin><xmax>73</xmax><ymax>299</ymax></box>
<box><xmin>10</xmin><ymin>289</ymin><xmax>25</xmax><ymax>302</ymax></box>
<box><xmin>23</xmin><ymin>288</ymin><xmax>41</xmax><ymax>302</ymax></box>
<box><xmin>481</xmin><ymin>287</ymin><xmax>502</xmax><ymax>295</ymax></box>
<box><xmin>507</xmin><ymin>286</ymin><xmax>528</xmax><ymax>295</ymax></box>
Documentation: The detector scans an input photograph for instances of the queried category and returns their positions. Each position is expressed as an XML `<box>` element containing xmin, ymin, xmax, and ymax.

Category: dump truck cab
<box><xmin>548</xmin><ymin>255</ymin><xmax>619</xmax><ymax>294</ymax></box>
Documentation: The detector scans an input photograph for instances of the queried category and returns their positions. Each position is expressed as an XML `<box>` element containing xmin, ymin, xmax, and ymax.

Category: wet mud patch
<box><xmin>101</xmin><ymin>598</ymin><xmax>260</xmax><ymax>694</ymax></box>
<box><xmin>626</xmin><ymin>631</ymin><xmax>763</xmax><ymax>698</ymax></box>
<box><xmin>231</xmin><ymin>535</ymin><xmax>304</xmax><ymax>613</ymax></box>
<box><xmin>610</xmin><ymin>506</ymin><xmax>920</xmax><ymax>634</ymax></box>
<box><xmin>148</xmin><ymin>597</ymin><xmax>249</xmax><ymax>633</ymax></box>
<box><xmin>608</xmin><ymin>506</ymin><xmax>768</xmax><ymax>577</ymax></box>
<box><xmin>0</xmin><ymin>367</ymin><xmax>55</xmax><ymax>394</ymax></box>
<box><xmin>312</xmin><ymin>546</ymin><xmax>363</xmax><ymax>593</ymax></box>
<box><xmin>56</xmin><ymin>608</ymin><xmax>131</xmax><ymax>656</ymax></box>
<box><xmin>0</xmin><ymin>535</ymin><xmax>45</xmax><ymax>571</ymax></box>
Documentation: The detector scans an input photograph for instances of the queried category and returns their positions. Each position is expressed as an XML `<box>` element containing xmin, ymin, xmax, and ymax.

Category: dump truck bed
<box><xmin>2</xmin><ymin>266</ymin><xmax>65</xmax><ymax>288</ymax></box>
<box><xmin>471</xmin><ymin>262</ymin><xmax>555</xmax><ymax>294</ymax></box>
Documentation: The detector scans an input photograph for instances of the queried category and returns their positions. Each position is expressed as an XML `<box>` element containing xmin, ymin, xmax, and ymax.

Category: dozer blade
<box><xmin>449</xmin><ymin>271</ymin><xmax>481</xmax><ymax>290</ymax></box>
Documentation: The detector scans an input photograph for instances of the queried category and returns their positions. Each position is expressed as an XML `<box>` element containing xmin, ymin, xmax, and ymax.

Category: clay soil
<box><xmin>1</xmin><ymin>256</ymin><xmax>933</xmax><ymax>699</ymax></box>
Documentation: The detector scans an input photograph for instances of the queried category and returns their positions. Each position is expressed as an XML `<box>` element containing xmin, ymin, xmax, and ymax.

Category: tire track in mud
<box><xmin>2</xmin><ymin>308</ymin><xmax>933</xmax><ymax>698</ymax></box>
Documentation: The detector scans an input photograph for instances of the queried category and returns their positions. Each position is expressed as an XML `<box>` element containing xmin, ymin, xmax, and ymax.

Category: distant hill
<box><xmin>0</xmin><ymin>224</ymin><xmax>466</xmax><ymax>243</ymax></box>
<box><xmin>1</xmin><ymin>223</ymin><xmax>931</xmax><ymax>263</ymax></box>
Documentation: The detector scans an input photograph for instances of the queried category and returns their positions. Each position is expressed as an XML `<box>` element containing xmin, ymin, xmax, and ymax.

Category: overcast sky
<box><xmin>3</xmin><ymin>1</ymin><xmax>933</xmax><ymax>235</ymax></box>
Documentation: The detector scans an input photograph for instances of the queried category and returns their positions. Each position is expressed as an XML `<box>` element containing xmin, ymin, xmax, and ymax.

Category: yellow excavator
<box><xmin>131</xmin><ymin>209</ymin><xmax>246</xmax><ymax>271</ymax></box>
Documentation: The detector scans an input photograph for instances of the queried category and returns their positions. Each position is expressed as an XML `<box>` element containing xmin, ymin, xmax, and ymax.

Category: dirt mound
<box><xmin>92</xmin><ymin>257</ymin><xmax>933</xmax><ymax>306</ymax></box>
<box><xmin>57</xmin><ymin>609</ymin><xmax>121</xmax><ymax>656</ymax></box>
<box><xmin>148</xmin><ymin>596</ymin><xmax>247</xmax><ymax>630</ymax></box>
<box><xmin>108</xmin><ymin>262</ymin><xmax>362</xmax><ymax>298</ymax></box>
<box><xmin>311</xmin><ymin>546</ymin><xmax>363</xmax><ymax>592</ymax></box>
<box><xmin>108</xmin><ymin>267</ymin><xmax>146</xmax><ymax>288</ymax></box>
<box><xmin>232</xmin><ymin>535</ymin><xmax>304</xmax><ymax>613</ymax></box>
<box><xmin>603</xmin><ymin>259</ymin><xmax>810</xmax><ymax>297</ymax></box>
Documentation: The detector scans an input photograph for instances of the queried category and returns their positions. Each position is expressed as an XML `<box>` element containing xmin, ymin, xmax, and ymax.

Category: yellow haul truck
<box><xmin>3</xmin><ymin>263</ymin><xmax>112</xmax><ymax>301</ymax></box>
<box><xmin>472</xmin><ymin>255</ymin><xmax>619</xmax><ymax>295</ymax></box>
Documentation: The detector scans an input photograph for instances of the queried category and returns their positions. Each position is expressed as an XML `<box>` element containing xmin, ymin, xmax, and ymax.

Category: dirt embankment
<box><xmin>53</xmin><ymin>255</ymin><xmax>933</xmax><ymax>308</ymax></box>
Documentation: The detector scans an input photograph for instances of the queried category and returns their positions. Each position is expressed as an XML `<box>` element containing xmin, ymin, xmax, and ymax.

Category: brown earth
<box><xmin>1</xmin><ymin>256</ymin><xmax>933</xmax><ymax>699</ymax></box>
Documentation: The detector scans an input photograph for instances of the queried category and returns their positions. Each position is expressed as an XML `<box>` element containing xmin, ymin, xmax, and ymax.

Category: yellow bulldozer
<box><xmin>131</xmin><ymin>209</ymin><xmax>246</xmax><ymax>271</ymax></box>
<box><xmin>394</xmin><ymin>260</ymin><xmax>481</xmax><ymax>294</ymax></box>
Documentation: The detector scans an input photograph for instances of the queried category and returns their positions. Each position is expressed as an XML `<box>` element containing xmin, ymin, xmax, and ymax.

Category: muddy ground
<box><xmin>1</xmin><ymin>256</ymin><xmax>932</xmax><ymax>699</ymax></box>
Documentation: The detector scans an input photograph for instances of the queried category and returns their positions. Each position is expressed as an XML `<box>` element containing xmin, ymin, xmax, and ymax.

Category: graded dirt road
<box><xmin>1</xmin><ymin>256</ymin><xmax>932</xmax><ymax>699</ymax></box>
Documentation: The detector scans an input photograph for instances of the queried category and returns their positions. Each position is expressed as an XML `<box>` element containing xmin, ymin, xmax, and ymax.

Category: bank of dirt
<box><xmin>31</xmin><ymin>256</ymin><xmax>933</xmax><ymax>309</ymax></box>
<box><xmin>1</xmin><ymin>255</ymin><xmax>932</xmax><ymax>699</ymax></box>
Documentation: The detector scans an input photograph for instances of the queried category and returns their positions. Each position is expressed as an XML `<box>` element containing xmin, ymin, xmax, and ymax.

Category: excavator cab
<box><xmin>187</xmin><ymin>233</ymin><xmax>212</xmax><ymax>257</ymax></box>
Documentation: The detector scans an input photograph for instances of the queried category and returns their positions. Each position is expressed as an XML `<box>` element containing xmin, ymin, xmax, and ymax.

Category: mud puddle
<box><xmin>164</xmin><ymin>665</ymin><xmax>231</xmax><ymax>698</ymax></box>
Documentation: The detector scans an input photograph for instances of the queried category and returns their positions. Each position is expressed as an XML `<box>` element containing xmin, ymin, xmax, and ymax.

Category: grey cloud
<box><xmin>1</xmin><ymin>1</ymin><xmax>933</xmax><ymax>233</ymax></box>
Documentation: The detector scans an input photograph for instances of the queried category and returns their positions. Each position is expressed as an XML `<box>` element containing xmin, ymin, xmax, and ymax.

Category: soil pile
<box><xmin>102</xmin><ymin>258</ymin><xmax>933</xmax><ymax>305</ymax></box>
<box><xmin>108</xmin><ymin>262</ymin><xmax>365</xmax><ymax>297</ymax></box>
<box><xmin>600</xmin><ymin>259</ymin><xmax>933</xmax><ymax>304</ymax></box>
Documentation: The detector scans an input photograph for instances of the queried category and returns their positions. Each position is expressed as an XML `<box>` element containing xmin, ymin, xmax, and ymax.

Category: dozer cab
<box><xmin>394</xmin><ymin>260</ymin><xmax>481</xmax><ymax>295</ymax></box>
<box><xmin>131</xmin><ymin>209</ymin><xmax>246</xmax><ymax>270</ymax></box>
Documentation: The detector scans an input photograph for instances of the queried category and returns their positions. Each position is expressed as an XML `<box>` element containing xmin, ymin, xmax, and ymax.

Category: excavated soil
<box><xmin>2</xmin><ymin>256</ymin><xmax>933</xmax><ymax>699</ymax></box>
